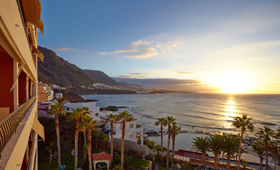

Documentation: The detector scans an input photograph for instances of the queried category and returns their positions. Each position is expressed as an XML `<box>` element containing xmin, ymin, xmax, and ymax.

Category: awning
<box><xmin>32</xmin><ymin>116</ymin><xmax>45</xmax><ymax>141</ymax></box>
<box><xmin>32</xmin><ymin>45</ymin><xmax>44</xmax><ymax>62</ymax></box>
<box><xmin>174</xmin><ymin>155</ymin><xmax>190</xmax><ymax>162</ymax></box>
<box><xmin>20</xmin><ymin>0</ymin><xmax>44</xmax><ymax>34</ymax></box>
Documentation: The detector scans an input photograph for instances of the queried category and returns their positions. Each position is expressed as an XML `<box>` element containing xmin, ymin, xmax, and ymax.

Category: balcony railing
<box><xmin>0</xmin><ymin>96</ymin><xmax>36</xmax><ymax>154</ymax></box>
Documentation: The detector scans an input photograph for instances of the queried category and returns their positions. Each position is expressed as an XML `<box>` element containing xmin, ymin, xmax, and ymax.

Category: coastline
<box><xmin>147</xmin><ymin>132</ymin><xmax>208</xmax><ymax>152</ymax></box>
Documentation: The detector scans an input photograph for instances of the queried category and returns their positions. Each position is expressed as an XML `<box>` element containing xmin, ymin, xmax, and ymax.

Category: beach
<box><xmin>147</xmin><ymin>132</ymin><xmax>208</xmax><ymax>152</ymax></box>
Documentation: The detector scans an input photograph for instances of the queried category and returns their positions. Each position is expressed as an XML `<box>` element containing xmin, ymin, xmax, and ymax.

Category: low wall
<box><xmin>113</xmin><ymin>138</ymin><xmax>156</xmax><ymax>156</ymax></box>
<box><xmin>145</xmin><ymin>160</ymin><xmax>152</xmax><ymax>170</ymax></box>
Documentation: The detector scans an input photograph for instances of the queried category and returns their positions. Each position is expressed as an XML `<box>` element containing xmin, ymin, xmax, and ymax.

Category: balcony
<box><xmin>0</xmin><ymin>96</ymin><xmax>36</xmax><ymax>154</ymax></box>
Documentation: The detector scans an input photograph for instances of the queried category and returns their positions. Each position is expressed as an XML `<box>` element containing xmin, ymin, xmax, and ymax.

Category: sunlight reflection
<box><xmin>222</xmin><ymin>97</ymin><xmax>237</xmax><ymax>129</ymax></box>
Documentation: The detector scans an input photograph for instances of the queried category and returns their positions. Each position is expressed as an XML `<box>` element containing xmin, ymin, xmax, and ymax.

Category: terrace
<box><xmin>0</xmin><ymin>96</ymin><xmax>44</xmax><ymax>170</ymax></box>
<box><xmin>0</xmin><ymin>96</ymin><xmax>36</xmax><ymax>154</ymax></box>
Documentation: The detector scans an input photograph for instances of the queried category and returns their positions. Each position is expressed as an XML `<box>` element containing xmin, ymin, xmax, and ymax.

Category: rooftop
<box><xmin>92</xmin><ymin>152</ymin><xmax>111</xmax><ymax>161</ymax></box>
<box><xmin>175</xmin><ymin>149</ymin><xmax>209</xmax><ymax>160</ymax></box>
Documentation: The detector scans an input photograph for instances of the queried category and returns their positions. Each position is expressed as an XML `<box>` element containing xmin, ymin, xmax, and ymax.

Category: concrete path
<box><xmin>154</xmin><ymin>162</ymin><xmax>159</xmax><ymax>170</ymax></box>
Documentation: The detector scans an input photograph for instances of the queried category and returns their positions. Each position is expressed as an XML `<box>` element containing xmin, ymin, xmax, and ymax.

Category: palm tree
<box><xmin>147</xmin><ymin>140</ymin><xmax>155</xmax><ymax>150</ymax></box>
<box><xmin>117</xmin><ymin>110</ymin><xmax>134</xmax><ymax>169</ymax></box>
<box><xmin>222</xmin><ymin>135</ymin><xmax>240</xmax><ymax>170</ymax></box>
<box><xmin>232</xmin><ymin>114</ymin><xmax>254</xmax><ymax>170</ymax></box>
<box><xmin>45</xmin><ymin>141</ymin><xmax>56</xmax><ymax>163</ymax></box>
<box><xmin>80</xmin><ymin>116</ymin><xmax>97</xmax><ymax>170</ymax></box>
<box><xmin>155</xmin><ymin>144</ymin><xmax>162</xmax><ymax>157</ymax></box>
<box><xmin>208</xmin><ymin>134</ymin><xmax>223</xmax><ymax>170</ymax></box>
<box><xmin>253</xmin><ymin>140</ymin><xmax>265</xmax><ymax>170</ymax></box>
<box><xmin>256</xmin><ymin>126</ymin><xmax>274</xmax><ymax>170</ymax></box>
<box><xmin>273</xmin><ymin>127</ymin><xmax>280</xmax><ymax>164</ymax></box>
<box><xmin>67</xmin><ymin>107</ymin><xmax>90</xmax><ymax>170</ymax></box>
<box><xmin>171</xmin><ymin>123</ymin><xmax>181</xmax><ymax>165</ymax></box>
<box><xmin>105</xmin><ymin>113</ymin><xmax>119</xmax><ymax>161</ymax></box>
<box><xmin>268</xmin><ymin>140</ymin><xmax>278</xmax><ymax>170</ymax></box>
<box><xmin>155</xmin><ymin>118</ymin><xmax>167</xmax><ymax>162</ymax></box>
<box><xmin>92</xmin><ymin>130</ymin><xmax>100</xmax><ymax>148</ymax></box>
<box><xmin>48</xmin><ymin>101</ymin><xmax>66</xmax><ymax>169</ymax></box>
<box><xmin>165</xmin><ymin>116</ymin><xmax>175</xmax><ymax>168</ymax></box>
<box><xmin>99</xmin><ymin>133</ymin><xmax>109</xmax><ymax>148</ymax></box>
<box><xmin>82</xmin><ymin>106</ymin><xmax>92</xmax><ymax>161</ymax></box>
<box><xmin>192</xmin><ymin>136</ymin><xmax>210</xmax><ymax>170</ymax></box>
<box><xmin>242</xmin><ymin>160</ymin><xmax>248</xmax><ymax>169</ymax></box>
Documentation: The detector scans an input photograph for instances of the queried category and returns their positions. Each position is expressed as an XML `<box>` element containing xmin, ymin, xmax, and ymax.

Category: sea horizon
<box><xmin>82</xmin><ymin>93</ymin><xmax>280</xmax><ymax>134</ymax></box>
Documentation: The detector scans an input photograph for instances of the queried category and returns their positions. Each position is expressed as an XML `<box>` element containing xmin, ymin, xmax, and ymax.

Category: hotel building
<box><xmin>0</xmin><ymin>0</ymin><xmax>45</xmax><ymax>169</ymax></box>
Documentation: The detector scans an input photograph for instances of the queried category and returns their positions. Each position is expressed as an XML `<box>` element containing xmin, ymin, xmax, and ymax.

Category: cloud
<box><xmin>98</xmin><ymin>52</ymin><xmax>108</xmax><ymax>55</ymax></box>
<box><xmin>116</xmin><ymin>40</ymin><xmax>158</xmax><ymax>58</ymax></box>
<box><xmin>113</xmin><ymin>77</ymin><xmax>219</xmax><ymax>93</ymax></box>
<box><xmin>98</xmin><ymin>40</ymin><xmax>182</xmax><ymax>58</ymax></box>
<box><xmin>177</xmin><ymin>71</ymin><xmax>194</xmax><ymax>74</ymax></box>
<box><xmin>118</xmin><ymin>72</ymin><xmax>152</xmax><ymax>79</ymax></box>
<box><xmin>117</xmin><ymin>75</ymin><xmax>149</xmax><ymax>79</ymax></box>
<box><xmin>56</xmin><ymin>47</ymin><xmax>74</xmax><ymax>51</ymax></box>
<box><xmin>126</xmin><ymin>47</ymin><xmax>158</xmax><ymax>58</ymax></box>
<box><xmin>128</xmin><ymin>73</ymin><xmax>146</xmax><ymax>75</ymax></box>
<box><xmin>54</xmin><ymin>47</ymin><xmax>89</xmax><ymax>53</ymax></box>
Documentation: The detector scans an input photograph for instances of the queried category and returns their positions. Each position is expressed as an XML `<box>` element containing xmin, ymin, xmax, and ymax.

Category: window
<box><xmin>66</xmin><ymin>107</ymin><xmax>70</xmax><ymax>111</ymax></box>
<box><xmin>129</xmin><ymin>123</ymin><xmax>133</xmax><ymax>128</ymax></box>
<box><xmin>95</xmin><ymin>113</ymin><xmax>99</xmax><ymax>117</ymax></box>
<box><xmin>129</xmin><ymin>134</ymin><xmax>133</xmax><ymax>139</ymax></box>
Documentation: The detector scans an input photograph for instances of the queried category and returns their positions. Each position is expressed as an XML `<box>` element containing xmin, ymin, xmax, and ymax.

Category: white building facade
<box><xmin>55</xmin><ymin>93</ymin><xmax>63</xmax><ymax>99</ymax></box>
<box><xmin>64</xmin><ymin>101</ymin><xmax>100</xmax><ymax>120</ymax></box>
<box><xmin>99</xmin><ymin>111</ymin><xmax>144</xmax><ymax>145</ymax></box>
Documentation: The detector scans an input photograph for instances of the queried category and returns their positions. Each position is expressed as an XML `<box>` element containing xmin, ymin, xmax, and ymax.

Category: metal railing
<box><xmin>0</xmin><ymin>96</ymin><xmax>36</xmax><ymax>154</ymax></box>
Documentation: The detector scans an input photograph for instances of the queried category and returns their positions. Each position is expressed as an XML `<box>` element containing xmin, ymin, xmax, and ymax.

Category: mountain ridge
<box><xmin>38</xmin><ymin>46</ymin><xmax>122</xmax><ymax>87</ymax></box>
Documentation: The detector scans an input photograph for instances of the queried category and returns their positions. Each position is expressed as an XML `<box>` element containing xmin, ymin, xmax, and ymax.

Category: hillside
<box><xmin>83</xmin><ymin>70</ymin><xmax>121</xmax><ymax>86</ymax></box>
<box><xmin>38</xmin><ymin>46</ymin><xmax>121</xmax><ymax>87</ymax></box>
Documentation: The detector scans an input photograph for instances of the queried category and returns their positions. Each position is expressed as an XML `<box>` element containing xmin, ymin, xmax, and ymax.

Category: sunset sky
<box><xmin>39</xmin><ymin>0</ymin><xmax>280</xmax><ymax>94</ymax></box>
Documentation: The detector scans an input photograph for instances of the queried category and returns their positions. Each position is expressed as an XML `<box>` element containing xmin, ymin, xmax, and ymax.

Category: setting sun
<box><xmin>215</xmin><ymin>73</ymin><xmax>251</xmax><ymax>93</ymax></box>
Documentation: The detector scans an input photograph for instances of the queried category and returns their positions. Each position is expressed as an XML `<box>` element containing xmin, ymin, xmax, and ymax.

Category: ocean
<box><xmin>82</xmin><ymin>93</ymin><xmax>280</xmax><ymax>151</ymax></box>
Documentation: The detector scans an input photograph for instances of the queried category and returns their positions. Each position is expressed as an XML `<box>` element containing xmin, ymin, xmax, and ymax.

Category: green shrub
<box><xmin>128</xmin><ymin>158</ymin><xmax>150</xmax><ymax>168</ymax></box>
<box><xmin>140</xmin><ymin>165</ymin><xmax>146</xmax><ymax>170</ymax></box>
<box><xmin>181</xmin><ymin>163</ymin><xmax>194</xmax><ymax>170</ymax></box>
<box><xmin>113</xmin><ymin>155</ymin><xmax>121</xmax><ymax>166</ymax></box>
<box><xmin>137</xmin><ymin>137</ymin><xmax>142</xmax><ymax>145</ymax></box>
<box><xmin>113</xmin><ymin>165</ymin><xmax>123</xmax><ymax>170</ymax></box>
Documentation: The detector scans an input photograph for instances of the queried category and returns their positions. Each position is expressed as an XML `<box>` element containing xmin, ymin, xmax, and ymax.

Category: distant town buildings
<box><xmin>38</xmin><ymin>82</ymin><xmax>54</xmax><ymax>102</ymax></box>
<box><xmin>87</xmin><ymin>82</ymin><xmax>151</xmax><ymax>94</ymax></box>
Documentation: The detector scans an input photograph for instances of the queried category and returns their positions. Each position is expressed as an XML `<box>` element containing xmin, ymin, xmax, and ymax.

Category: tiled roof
<box><xmin>92</xmin><ymin>152</ymin><xmax>111</xmax><ymax>160</ymax></box>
